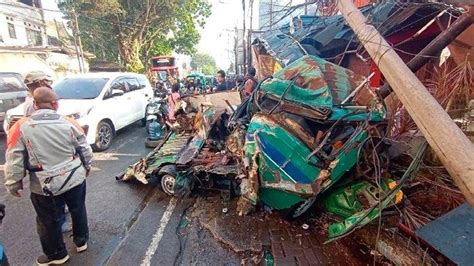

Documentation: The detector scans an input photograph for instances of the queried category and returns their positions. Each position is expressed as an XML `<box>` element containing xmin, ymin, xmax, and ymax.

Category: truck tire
<box><xmin>161</xmin><ymin>174</ymin><xmax>176</xmax><ymax>196</ymax></box>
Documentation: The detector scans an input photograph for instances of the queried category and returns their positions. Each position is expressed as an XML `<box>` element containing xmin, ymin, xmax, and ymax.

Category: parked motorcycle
<box><xmin>144</xmin><ymin>91</ymin><xmax>170</xmax><ymax>148</ymax></box>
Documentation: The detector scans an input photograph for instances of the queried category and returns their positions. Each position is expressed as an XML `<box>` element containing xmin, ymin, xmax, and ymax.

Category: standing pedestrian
<box><xmin>4</xmin><ymin>87</ymin><xmax>93</xmax><ymax>265</ymax></box>
<box><xmin>19</xmin><ymin>71</ymin><xmax>73</xmax><ymax>233</ymax></box>
<box><xmin>214</xmin><ymin>70</ymin><xmax>228</xmax><ymax>91</ymax></box>
<box><xmin>167</xmin><ymin>82</ymin><xmax>181</xmax><ymax>122</ymax></box>
<box><xmin>241</xmin><ymin>67</ymin><xmax>258</xmax><ymax>99</ymax></box>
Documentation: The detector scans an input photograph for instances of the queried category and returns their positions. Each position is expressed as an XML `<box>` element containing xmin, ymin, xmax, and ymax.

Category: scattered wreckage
<box><xmin>118</xmin><ymin>55</ymin><xmax>424</xmax><ymax>242</ymax></box>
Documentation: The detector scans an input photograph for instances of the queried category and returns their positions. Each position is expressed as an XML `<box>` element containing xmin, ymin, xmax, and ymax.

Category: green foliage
<box><xmin>190</xmin><ymin>53</ymin><xmax>218</xmax><ymax>75</ymax></box>
<box><xmin>59</xmin><ymin>0</ymin><xmax>211</xmax><ymax>71</ymax></box>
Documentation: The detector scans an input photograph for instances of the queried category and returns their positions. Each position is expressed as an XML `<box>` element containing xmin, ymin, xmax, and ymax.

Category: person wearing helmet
<box><xmin>23</xmin><ymin>71</ymin><xmax>53</xmax><ymax>117</ymax></box>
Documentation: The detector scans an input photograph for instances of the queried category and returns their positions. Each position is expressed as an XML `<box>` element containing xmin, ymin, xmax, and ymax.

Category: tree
<box><xmin>190</xmin><ymin>53</ymin><xmax>218</xmax><ymax>75</ymax></box>
<box><xmin>228</xmin><ymin>62</ymin><xmax>235</xmax><ymax>75</ymax></box>
<box><xmin>60</xmin><ymin>0</ymin><xmax>211</xmax><ymax>72</ymax></box>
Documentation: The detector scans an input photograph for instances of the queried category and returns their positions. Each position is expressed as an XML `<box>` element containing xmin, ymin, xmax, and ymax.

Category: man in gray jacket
<box><xmin>4</xmin><ymin>87</ymin><xmax>93</xmax><ymax>265</ymax></box>
<box><xmin>21</xmin><ymin>71</ymin><xmax>73</xmax><ymax>234</ymax></box>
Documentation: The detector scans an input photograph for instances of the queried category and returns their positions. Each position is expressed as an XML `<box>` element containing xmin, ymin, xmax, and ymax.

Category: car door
<box><xmin>125</xmin><ymin>76</ymin><xmax>153</xmax><ymax>122</ymax></box>
<box><xmin>123</xmin><ymin>77</ymin><xmax>143</xmax><ymax>122</ymax></box>
<box><xmin>100</xmin><ymin>78</ymin><xmax>130</xmax><ymax>130</ymax></box>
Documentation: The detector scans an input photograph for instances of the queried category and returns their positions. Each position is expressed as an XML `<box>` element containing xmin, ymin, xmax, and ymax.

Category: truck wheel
<box><xmin>92</xmin><ymin>121</ymin><xmax>114</xmax><ymax>152</ymax></box>
<box><xmin>161</xmin><ymin>174</ymin><xmax>176</xmax><ymax>196</ymax></box>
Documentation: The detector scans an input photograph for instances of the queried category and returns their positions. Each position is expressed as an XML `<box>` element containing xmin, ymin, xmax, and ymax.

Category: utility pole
<box><xmin>337</xmin><ymin>0</ymin><xmax>474</xmax><ymax>206</ymax></box>
<box><xmin>248</xmin><ymin>0</ymin><xmax>254</xmax><ymax>69</ymax></box>
<box><xmin>304</xmin><ymin>0</ymin><xmax>308</xmax><ymax>15</ymax></box>
<box><xmin>242</xmin><ymin>0</ymin><xmax>247</xmax><ymax>75</ymax></box>
<box><xmin>72</xmin><ymin>9</ymin><xmax>86</xmax><ymax>73</ymax></box>
<box><xmin>71</xmin><ymin>11</ymin><xmax>83</xmax><ymax>73</ymax></box>
<box><xmin>234</xmin><ymin>27</ymin><xmax>239</xmax><ymax>75</ymax></box>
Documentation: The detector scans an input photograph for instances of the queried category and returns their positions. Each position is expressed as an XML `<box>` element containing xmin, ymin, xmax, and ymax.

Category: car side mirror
<box><xmin>112</xmin><ymin>89</ymin><xmax>124</xmax><ymax>97</ymax></box>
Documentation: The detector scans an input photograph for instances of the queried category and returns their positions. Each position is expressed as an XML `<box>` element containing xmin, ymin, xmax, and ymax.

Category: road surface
<box><xmin>0</xmin><ymin>123</ymin><xmax>238</xmax><ymax>265</ymax></box>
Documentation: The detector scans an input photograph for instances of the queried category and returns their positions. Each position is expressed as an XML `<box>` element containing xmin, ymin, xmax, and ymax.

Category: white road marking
<box><xmin>141</xmin><ymin>197</ymin><xmax>178</xmax><ymax>266</ymax></box>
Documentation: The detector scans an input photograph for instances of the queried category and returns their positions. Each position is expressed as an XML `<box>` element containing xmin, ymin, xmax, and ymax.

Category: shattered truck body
<box><xmin>120</xmin><ymin>55</ymin><xmax>408</xmax><ymax>241</ymax></box>
<box><xmin>118</xmin><ymin>91</ymin><xmax>240</xmax><ymax>195</ymax></box>
<box><xmin>234</xmin><ymin>56</ymin><xmax>389</xmax><ymax>214</ymax></box>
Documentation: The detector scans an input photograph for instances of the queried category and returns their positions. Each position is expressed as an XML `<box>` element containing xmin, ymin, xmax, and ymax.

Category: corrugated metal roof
<box><xmin>253</xmin><ymin>2</ymin><xmax>460</xmax><ymax>67</ymax></box>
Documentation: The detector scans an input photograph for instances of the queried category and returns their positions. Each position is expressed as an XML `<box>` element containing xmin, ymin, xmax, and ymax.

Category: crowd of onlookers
<box><xmin>158</xmin><ymin>67</ymin><xmax>259</xmax><ymax>101</ymax></box>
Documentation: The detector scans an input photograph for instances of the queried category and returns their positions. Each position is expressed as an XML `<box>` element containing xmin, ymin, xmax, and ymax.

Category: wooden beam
<box><xmin>337</xmin><ymin>0</ymin><xmax>474</xmax><ymax>206</ymax></box>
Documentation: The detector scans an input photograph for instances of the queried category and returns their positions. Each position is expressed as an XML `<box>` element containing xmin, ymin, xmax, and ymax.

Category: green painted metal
<box><xmin>244</xmin><ymin>114</ymin><xmax>370</xmax><ymax>210</ymax></box>
<box><xmin>329</xmin><ymin>108</ymin><xmax>385</xmax><ymax>122</ymax></box>
<box><xmin>325</xmin><ymin>142</ymin><xmax>428</xmax><ymax>243</ymax></box>
<box><xmin>259</xmin><ymin>188</ymin><xmax>305</xmax><ymax>210</ymax></box>
<box><xmin>323</xmin><ymin>180</ymin><xmax>393</xmax><ymax>219</ymax></box>
<box><xmin>243</xmin><ymin>55</ymin><xmax>388</xmax><ymax>212</ymax></box>
<box><xmin>145</xmin><ymin>132</ymin><xmax>192</xmax><ymax>172</ymax></box>
<box><xmin>260</xmin><ymin>55</ymin><xmax>366</xmax><ymax>107</ymax></box>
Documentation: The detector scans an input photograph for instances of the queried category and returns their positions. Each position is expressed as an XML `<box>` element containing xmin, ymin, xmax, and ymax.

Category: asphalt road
<box><xmin>0</xmin><ymin>123</ymin><xmax>222</xmax><ymax>265</ymax></box>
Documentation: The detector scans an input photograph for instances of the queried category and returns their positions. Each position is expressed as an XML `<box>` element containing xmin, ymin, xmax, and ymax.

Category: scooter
<box><xmin>144</xmin><ymin>91</ymin><xmax>170</xmax><ymax>148</ymax></box>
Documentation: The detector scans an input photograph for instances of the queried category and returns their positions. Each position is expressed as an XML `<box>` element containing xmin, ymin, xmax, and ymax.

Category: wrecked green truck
<box><xmin>119</xmin><ymin>55</ymin><xmax>410</xmax><ymax>241</ymax></box>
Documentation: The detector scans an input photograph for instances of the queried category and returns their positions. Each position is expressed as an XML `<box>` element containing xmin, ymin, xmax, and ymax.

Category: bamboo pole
<box><xmin>336</xmin><ymin>0</ymin><xmax>474</xmax><ymax>206</ymax></box>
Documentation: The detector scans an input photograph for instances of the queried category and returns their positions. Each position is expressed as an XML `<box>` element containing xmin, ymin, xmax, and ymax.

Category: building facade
<box><xmin>0</xmin><ymin>0</ymin><xmax>90</xmax><ymax>79</ymax></box>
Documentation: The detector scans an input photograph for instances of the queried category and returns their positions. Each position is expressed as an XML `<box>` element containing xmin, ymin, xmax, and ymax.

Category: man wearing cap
<box><xmin>23</xmin><ymin>71</ymin><xmax>53</xmax><ymax>116</ymax></box>
<box><xmin>4</xmin><ymin>87</ymin><xmax>92</xmax><ymax>265</ymax></box>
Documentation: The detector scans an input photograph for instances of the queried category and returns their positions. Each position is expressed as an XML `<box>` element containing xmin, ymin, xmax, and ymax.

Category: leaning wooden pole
<box><xmin>337</xmin><ymin>0</ymin><xmax>474</xmax><ymax>206</ymax></box>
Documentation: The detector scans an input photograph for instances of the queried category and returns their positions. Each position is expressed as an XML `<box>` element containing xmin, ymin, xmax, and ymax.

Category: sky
<box><xmin>197</xmin><ymin>0</ymin><xmax>306</xmax><ymax>70</ymax></box>
<box><xmin>197</xmin><ymin>0</ymin><xmax>251</xmax><ymax>70</ymax></box>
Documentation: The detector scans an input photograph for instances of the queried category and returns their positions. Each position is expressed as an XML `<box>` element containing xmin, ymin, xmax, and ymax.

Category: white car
<box><xmin>3</xmin><ymin>72</ymin><xmax>153</xmax><ymax>151</ymax></box>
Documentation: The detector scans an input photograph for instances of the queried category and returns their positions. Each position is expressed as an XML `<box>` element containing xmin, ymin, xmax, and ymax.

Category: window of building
<box><xmin>26</xmin><ymin>28</ymin><xmax>42</xmax><ymax>46</ymax></box>
<box><xmin>8</xmin><ymin>23</ymin><xmax>16</xmax><ymax>39</ymax></box>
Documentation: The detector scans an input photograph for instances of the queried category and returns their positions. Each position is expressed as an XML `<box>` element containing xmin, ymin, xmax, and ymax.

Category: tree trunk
<box><xmin>119</xmin><ymin>37</ymin><xmax>144</xmax><ymax>72</ymax></box>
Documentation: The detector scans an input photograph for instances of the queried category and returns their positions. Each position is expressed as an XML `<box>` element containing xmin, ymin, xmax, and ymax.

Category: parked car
<box><xmin>3</xmin><ymin>72</ymin><xmax>153</xmax><ymax>151</ymax></box>
<box><xmin>0</xmin><ymin>72</ymin><xmax>28</xmax><ymax>132</ymax></box>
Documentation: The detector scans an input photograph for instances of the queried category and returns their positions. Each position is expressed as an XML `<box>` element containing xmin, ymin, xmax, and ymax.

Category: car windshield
<box><xmin>54</xmin><ymin>77</ymin><xmax>109</xmax><ymax>99</ymax></box>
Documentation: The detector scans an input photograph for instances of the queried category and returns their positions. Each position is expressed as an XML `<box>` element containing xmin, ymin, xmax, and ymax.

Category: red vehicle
<box><xmin>151</xmin><ymin>56</ymin><xmax>179</xmax><ymax>82</ymax></box>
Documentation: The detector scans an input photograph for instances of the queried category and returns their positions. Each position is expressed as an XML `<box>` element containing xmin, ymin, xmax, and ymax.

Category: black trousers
<box><xmin>30</xmin><ymin>181</ymin><xmax>88</xmax><ymax>259</ymax></box>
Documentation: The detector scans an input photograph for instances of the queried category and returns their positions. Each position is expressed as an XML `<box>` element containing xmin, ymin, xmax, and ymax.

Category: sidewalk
<box><xmin>192</xmin><ymin>197</ymin><xmax>371</xmax><ymax>265</ymax></box>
